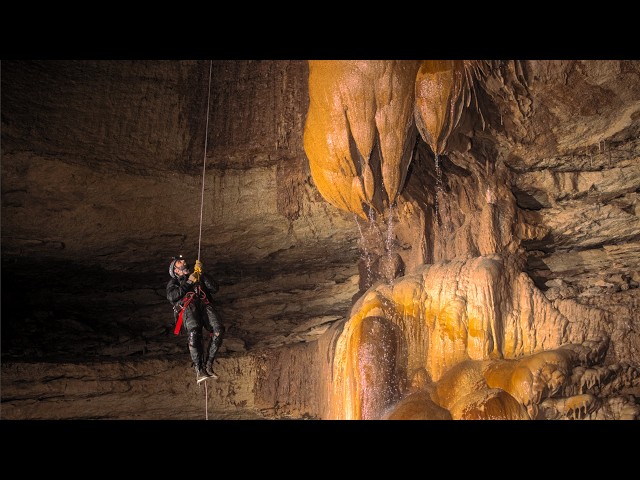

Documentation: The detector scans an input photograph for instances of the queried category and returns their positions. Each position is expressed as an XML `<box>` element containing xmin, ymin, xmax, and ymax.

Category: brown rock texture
<box><xmin>2</xmin><ymin>60</ymin><xmax>639</xmax><ymax>420</ymax></box>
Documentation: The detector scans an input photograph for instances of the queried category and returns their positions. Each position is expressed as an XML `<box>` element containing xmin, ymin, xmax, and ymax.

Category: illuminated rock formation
<box><xmin>414</xmin><ymin>60</ymin><xmax>483</xmax><ymax>155</ymax></box>
<box><xmin>326</xmin><ymin>254</ymin><xmax>640</xmax><ymax>419</ymax></box>
<box><xmin>429</xmin><ymin>337</ymin><xmax>624</xmax><ymax>420</ymax></box>
<box><xmin>328</xmin><ymin>255</ymin><xmax>568</xmax><ymax>418</ymax></box>
<box><xmin>303</xmin><ymin>60</ymin><xmax>639</xmax><ymax>420</ymax></box>
<box><xmin>304</xmin><ymin>60</ymin><xmax>485</xmax><ymax>221</ymax></box>
<box><xmin>304</xmin><ymin>60</ymin><xmax>421</xmax><ymax>218</ymax></box>
<box><xmin>382</xmin><ymin>390</ymin><xmax>452</xmax><ymax>420</ymax></box>
<box><xmin>1</xmin><ymin>60</ymin><xmax>637</xmax><ymax>421</ymax></box>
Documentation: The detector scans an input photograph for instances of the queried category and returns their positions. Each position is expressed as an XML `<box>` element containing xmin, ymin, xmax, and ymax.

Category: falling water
<box><xmin>355</xmin><ymin>210</ymin><xmax>377</xmax><ymax>288</ymax></box>
<box><xmin>368</xmin><ymin>203</ymin><xmax>376</xmax><ymax>226</ymax></box>
<box><xmin>385</xmin><ymin>205</ymin><xmax>395</xmax><ymax>254</ymax></box>
<box><xmin>384</xmin><ymin>205</ymin><xmax>396</xmax><ymax>284</ymax></box>
<box><xmin>367</xmin><ymin>207</ymin><xmax>377</xmax><ymax>284</ymax></box>
<box><xmin>354</xmin><ymin>215</ymin><xmax>371</xmax><ymax>287</ymax></box>
<box><xmin>434</xmin><ymin>154</ymin><xmax>443</xmax><ymax>226</ymax></box>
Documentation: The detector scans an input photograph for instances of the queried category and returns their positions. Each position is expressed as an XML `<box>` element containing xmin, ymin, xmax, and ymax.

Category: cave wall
<box><xmin>1</xmin><ymin>345</ymin><xmax>326</xmax><ymax>420</ymax></box>
<box><xmin>1</xmin><ymin>60</ymin><xmax>361</xmax><ymax>420</ymax></box>
<box><xmin>1</xmin><ymin>60</ymin><xmax>310</xmax><ymax>173</ymax></box>
<box><xmin>1</xmin><ymin>60</ymin><xmax>360</xmax><ymax>362</ymax></box>
<box><xmin>1</xmin><ymin>60</ymin><xmax>348</xmax><ymax>269</ymax></box>
<box><xmin>2</xmin><ymin>60</ymin><xmax>639</xmax><ymax>420</ymax></box>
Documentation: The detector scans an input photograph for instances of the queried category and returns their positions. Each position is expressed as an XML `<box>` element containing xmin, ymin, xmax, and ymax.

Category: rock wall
<box><xmin>1</xmin><ymin>344</ymin><xmax>326</xmax><ymax>420</ymax></box>
<box><xmin>1</xmin><ymin>60</ymin><xmax>360</xmax><ymax>362</ymax></box>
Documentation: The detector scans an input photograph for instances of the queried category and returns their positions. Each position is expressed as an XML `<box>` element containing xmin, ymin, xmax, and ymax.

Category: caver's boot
<box><xmin>195</xmin><ymin>364</ymin><xmax>212</xmax><ymax>383</ymax></box>
<box><xmin>204</xmin><ymin>362</ymin><xmax>219</xmax><ymax>380</ymax></box>
<box><xmin>189</xmin><ymin>330</ymin><xmax>210</xmax><ymax>383</ymax></box>
<box><xmin>204</xmin><ymin>331</ymin><xmax>223</xmax><ymax>380</ymax></box>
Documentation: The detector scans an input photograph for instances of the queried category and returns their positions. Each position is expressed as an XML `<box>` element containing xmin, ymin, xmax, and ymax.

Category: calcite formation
<box><xmin>414</xmin><ymin>60</ymin><xmax>483</xmax><ymax>155</ymax></box>
<box><xmin>329</xmin><ymin>256</ymin><xmax>563</xmax><ymax>418</ymax></box>
<box><xmin>304</xmin><ymin>60</ymin><xmax>639</xmax><ymax>420</ymax></box>
<box><xmin>304</xmin><ymin>60</ymin><xmax>485</xmax><ymax>220</ymax></box>
<box><xmin>1</xmin><ymin>60</ymin><xmax>637</xmax><ymax>421</ymax></box>
<box><xmin>304</xmin><ymin>60</ymin><xmax>421</xmax><ymax>218</ymax></box>
<box><xmin>327</xmin><ymin>257</ymin><xmax>639</xmax><ymax>419</ymax></box>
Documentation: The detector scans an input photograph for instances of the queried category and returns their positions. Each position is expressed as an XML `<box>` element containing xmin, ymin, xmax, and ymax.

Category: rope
<box><xmin>198</xmin><ymin>60</ymin><xmax>213</xmax><ymax>261</ymax></box>
<box><xmin>205</xmin><ymin>380</ymin><xmax>209</xmax><ymax>420</ymax></box>
<box><xmin>196</xmin><ymin>61</ymin><xmax>214</xmax><ymax>421</ymax></box>
<box><xmin>197</xmin><ymin>374</ymin><xmax>210</xmax><ymax>420</ymax></box>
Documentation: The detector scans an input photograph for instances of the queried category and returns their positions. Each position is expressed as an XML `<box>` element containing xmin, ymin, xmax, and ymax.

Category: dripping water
<box><xmin>367</xmin><ymin>207</ymin><xmax>377</xmax><ymax>284</ymax></box>
<box><xmin>384</xmin><ymin>205</ymin><xmax>396</xmax><ymax>285</ymax></box>
<box><xmin>355</xmin><ymin>214</ymin><xmax>373</xmax><ymax>288</ymax></box>
<box><xmin>434</xmin><ymin>153</ymin><xmax>443</xmax><ymax>226</ymax></box>
<box><xmin>354</xmin><ymin>208</ymin><xmax>379</xmax><ymax>289</ymax></box>
<box><xmin>385</xmin><ymin>205</ymin><xmax>395</xmax><ymax>255</ymax></box>
<box><xmin>368</xmin><ymin>203</ymin><xmax>376</xmax><ymax>226</ymax></box>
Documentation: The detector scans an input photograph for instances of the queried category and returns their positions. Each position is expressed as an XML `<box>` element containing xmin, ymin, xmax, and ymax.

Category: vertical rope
<box><xmin>198</xmin><ymin>60</ymin><xmax>213</xmax><ymax>261</ymax></box>
<box><xmin>198</xmin><ymin>61</ymin><xmax>214</xmax><ymax>421</ymax></box>
<box><xmin>205</xmin><ymin>380</ymin><xmax>209</xmax><ymax>420</ymax></box>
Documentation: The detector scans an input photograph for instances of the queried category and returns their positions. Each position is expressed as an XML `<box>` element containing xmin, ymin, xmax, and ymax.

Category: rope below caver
<box><xmin>196</xmin><ymin>60</ymin><xmax>213</xmax><ymax>421</ymax></box>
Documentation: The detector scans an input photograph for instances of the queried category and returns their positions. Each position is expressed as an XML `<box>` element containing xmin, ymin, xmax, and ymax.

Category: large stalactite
<box><xmin>303</xmin><ymin>60</ymin><xmax>421</xmax><ymax>219</ymax></box>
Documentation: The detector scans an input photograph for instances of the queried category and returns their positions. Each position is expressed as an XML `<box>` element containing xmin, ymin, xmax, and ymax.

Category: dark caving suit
<box><xmin>166</xmin><ymin>265</ymin><xmax>224</xmax><ymax>375</ymax></box>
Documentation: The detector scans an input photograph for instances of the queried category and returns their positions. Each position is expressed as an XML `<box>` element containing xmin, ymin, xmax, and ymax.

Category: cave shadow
<box><xmin>512</xmin><ymin>186</ymin><xmax>546</xmax><ymax>210</ymax></box>
<box><xmin>522</xmin><ymin>232</ymin><xmax>557</xmax><ymax>291</ymax></box>
<box><xmin>0</xmin><ymin>257</ymin><xmax>173</xmax><ymax>362</ymax></box>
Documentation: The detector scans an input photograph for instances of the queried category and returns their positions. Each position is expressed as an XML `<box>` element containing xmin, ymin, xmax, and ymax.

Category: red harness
<box><xmin>173</xmin><ymin>285</ymin><xmax>210</xmax><ymax>335</ymax></box>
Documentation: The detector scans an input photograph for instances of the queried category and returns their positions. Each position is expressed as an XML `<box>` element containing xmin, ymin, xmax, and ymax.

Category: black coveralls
<box><xmin>166</xmin><ymin>272</ymin><xmax>224</xmax><ymax>371</ymax></box>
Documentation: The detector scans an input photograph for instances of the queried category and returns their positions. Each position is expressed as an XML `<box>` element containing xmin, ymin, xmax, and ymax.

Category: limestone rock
<box><xmin>2</xmin><ymin>60</ymin><xmax>638</xmax><ymax>420</ymax></box>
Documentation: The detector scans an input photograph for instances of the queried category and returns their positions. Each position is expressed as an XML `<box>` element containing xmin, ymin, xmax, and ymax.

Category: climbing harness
<box><xmin>173</xmin><ymin>285</ymin><xmax>211</xmax><ymax>335</ymax></box>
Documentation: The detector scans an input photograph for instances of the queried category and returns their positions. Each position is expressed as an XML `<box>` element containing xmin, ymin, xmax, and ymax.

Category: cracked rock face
<box><xmin>1</xmin><ymin>60</ymin><xmax>639</xmax><ymax>420</ymax></box>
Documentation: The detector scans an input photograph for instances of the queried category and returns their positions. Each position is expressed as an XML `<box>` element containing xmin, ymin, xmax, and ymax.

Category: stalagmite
<box><xmin>326</xmin><ymin>255</ymin><xmax>639</xmax><ymax>419</ymax></box>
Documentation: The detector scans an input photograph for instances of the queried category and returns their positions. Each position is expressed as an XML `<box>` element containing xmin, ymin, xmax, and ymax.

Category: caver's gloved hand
<box><xmin>191</xmin><ymin>259</ymin><xmax>203</xmax><ymax>283</ymax></box>
<box><xmin>188</xmin><ymin>273</ymin><xmax>198</xmax><ymax>284</ymax></box>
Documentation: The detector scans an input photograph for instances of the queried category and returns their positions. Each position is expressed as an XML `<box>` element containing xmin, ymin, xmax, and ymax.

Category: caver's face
<box><xmin>174</xmin><ymin>259</ymin><xmax>189</xmax><ymax>276</ymax></box>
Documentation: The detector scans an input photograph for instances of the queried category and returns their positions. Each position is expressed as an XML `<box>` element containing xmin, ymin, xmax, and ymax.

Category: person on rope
<box><xmin>167</xmin><ymin>255</ymin><xmax>224</xmax><ymax>383</ymax></box>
